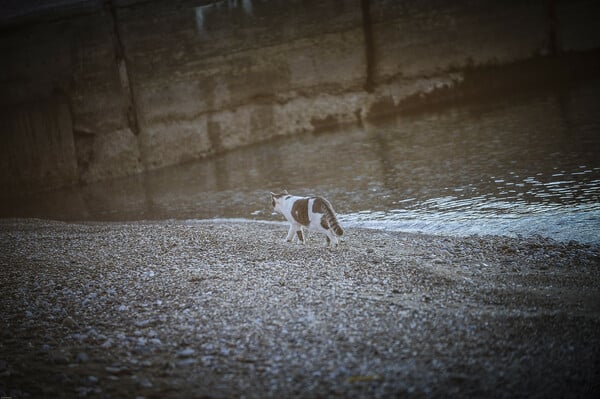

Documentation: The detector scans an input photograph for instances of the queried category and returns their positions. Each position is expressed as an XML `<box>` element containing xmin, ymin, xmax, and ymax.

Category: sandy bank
<box><xmin>1</xmin><ymin>219</ymin><xmax>599</xmax><ymax>398</ymax></box>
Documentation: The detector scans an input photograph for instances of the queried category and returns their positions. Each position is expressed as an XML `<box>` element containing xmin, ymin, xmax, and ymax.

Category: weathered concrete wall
<box><xmin>1</xmin><ymin>0</ymin><xmax>600</xmax><ymax>196</ymax></box>
<box><xmin>0</xmin><ymin>94</ymin><xmax>77</xmax><ymax>193</ymax></box>
<box><xmin>0</xmin><ymin>4</ymin><xmax>142</xmax><ymax>193</ymax></box>
<box><xmin>373</xmin><ymin>2</ymin><xmax>547</xmax><ymax>79</ymax></box>
<box><xmin>118</xmin><ymin>0</ymin><xmax>366</xmax><ymax>170</ymax></box>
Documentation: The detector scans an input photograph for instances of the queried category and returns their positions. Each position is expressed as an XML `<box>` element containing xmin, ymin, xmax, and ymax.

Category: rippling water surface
<box><xmin>4</xmin><ymin>79</ymin><xmax>600</xmax><ymax>243</ymax></box>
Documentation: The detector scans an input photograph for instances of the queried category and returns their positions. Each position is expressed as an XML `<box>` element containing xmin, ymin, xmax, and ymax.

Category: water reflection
<box><xmin>2</xmin><ymin>79</ymin><xmax>599</xmax><ymax>243</ymax></box>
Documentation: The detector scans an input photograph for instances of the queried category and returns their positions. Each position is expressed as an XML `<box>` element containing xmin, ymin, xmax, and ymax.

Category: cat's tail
<box><xmin>316</xmin><ymin>197</ymin><xmax>344</xmax><ymax>236</ymax></box>
<box><xmin>328</xmin><ymin>213</ymin><xmax>344</xmax><ymax>236</ymax></box>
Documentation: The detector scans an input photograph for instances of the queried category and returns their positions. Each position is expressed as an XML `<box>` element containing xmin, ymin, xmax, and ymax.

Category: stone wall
<box><xmin>1</xmin><ymin>0</ymin><xmax>600</xmax><ymax>196</ymax></box>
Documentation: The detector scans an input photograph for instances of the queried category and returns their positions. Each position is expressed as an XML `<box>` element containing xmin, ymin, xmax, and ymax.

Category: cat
<box><xmin>270</xmin><ymin>190</ymin><xmax>344</xmax><ymax>247</ymax></box>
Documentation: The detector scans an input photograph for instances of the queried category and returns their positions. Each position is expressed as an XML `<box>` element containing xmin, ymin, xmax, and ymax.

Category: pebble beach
<box><xmin>1</xmin><ymin>219</ymin><xmax>599</xmax><ymax>398</ymax></box>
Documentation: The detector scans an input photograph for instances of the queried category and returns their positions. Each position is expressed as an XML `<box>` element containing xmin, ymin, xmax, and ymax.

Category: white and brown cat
<box><xmin>271</xmin><ymin>190</ymin><xmax>344</xmax><ymax>247</ymax></box>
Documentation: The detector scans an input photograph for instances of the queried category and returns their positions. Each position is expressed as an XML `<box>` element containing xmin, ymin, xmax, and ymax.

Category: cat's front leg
<box><xmin>325</xmin><ymin>230</ymin><xmax>338</xmax><ymax>248</ymax></box>
<box><xmin>285</xmin><ymin>224</ymin><xmax>296</xmax><ymax>242</ymax></box>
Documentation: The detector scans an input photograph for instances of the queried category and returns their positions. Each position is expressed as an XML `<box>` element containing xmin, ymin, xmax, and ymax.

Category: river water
<box><xmin>3</xmin><ymin>78</ymin><xmax>600</xmax><ymax>243</ymax></box>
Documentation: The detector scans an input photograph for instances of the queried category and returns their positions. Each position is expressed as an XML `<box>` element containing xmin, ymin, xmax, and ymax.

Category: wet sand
<box><xmin>1</xmin><ymin>219</ymin><xmax>599</xmax><ymax>398</ymax></box>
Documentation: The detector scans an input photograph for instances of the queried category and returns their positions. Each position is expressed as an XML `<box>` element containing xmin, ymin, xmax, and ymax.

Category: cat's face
<box><xmin>270</xmin><ymin>190</ymin><xmax>288</xmax><ymax>213</ymax></box>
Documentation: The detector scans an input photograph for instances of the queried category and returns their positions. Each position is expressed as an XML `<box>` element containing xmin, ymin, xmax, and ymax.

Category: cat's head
<box><xmin>270</xmin><ymin>190</ymin><xmax>289</xmax><ymax>212</ymax></box>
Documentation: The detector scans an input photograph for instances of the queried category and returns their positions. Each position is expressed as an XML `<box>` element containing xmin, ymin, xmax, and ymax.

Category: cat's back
<box><xmin>289</xmin><ymin>196</ymin><xmax>310</xmax><ymax>226</ymax></box>
<box><xmin>310</xmin><ymin>196</ymin><xmax>335</xmax><ymax>214</ymax></box>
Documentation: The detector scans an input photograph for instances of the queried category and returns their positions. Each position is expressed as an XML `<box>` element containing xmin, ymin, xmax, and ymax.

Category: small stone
<box><xmin>71</xmin><ymin>333</ymin><xmax>88</xmax><ymax>342</ymax></box>
<box><xmin>76</xmin><ymin>352</ymin><xmax>89</xmax><ymax>363</ymax></box>
<box><xmin>87</xmin><ymin>375</ymin><xmax>98</xmax><ymax>384</ymax></box>
<box><xmin>135</xmin><ymin>319</ymin><xmax>154</xmax><ymax>328</ymax></box>
<box><xmin>176</xmin><ymin>358</ymin><xmax>197</xmax><ymax>366</ymax></box>
<box><xmin>76</xmin><ymin>386</ymin><xmax>93</xmax><ymax>397</ymax></box>
<box><xmin>143</xmin><ymin>271</ymin><xmax>155</xmax><ymax>278</ymax></box>
<box><xmin>49</xmin><ymin>350</ymin><xmax>71</xmax><ymax>364</ymax></box>
<box><xmin>177</xmin><ymin>348</ymin><xmax>195</xmax><ymax>358</ymax></box>
<box><xmin>62</xmin><ymin>317</ymin><xmax>79</xmax><ymax>330</ymax></box>
<box><xmin>106</xmin><ymin>365</ymin><xmax>126</xmax><ymax>374</ymax></box>
<box><xmin>136</xmin><ymin>377</ymin><xmax>153</xmax><ymax>388</ymax></box>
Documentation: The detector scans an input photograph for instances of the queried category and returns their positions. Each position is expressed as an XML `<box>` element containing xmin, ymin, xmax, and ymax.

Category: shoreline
<box><xmin>5</xmin><ymin>212</ymin><xmax>599</xmax><ymax>246</ymax></box>
<box><xmin>1</xmin><ymin>218</ymin><xmax>599</xmax><ymax>398</ymax></box>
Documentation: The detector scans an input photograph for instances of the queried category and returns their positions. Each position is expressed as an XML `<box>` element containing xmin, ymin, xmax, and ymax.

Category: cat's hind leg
<box><xmin>296</xmin><ymin>228</ymin><xmax>305</xmax><ymax>244</ymax></box>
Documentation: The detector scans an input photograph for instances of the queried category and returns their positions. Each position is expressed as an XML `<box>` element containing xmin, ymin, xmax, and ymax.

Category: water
<box><xmin>3</xmin><ymin>79</ymin><xmax>600</xmax><ymax>243</ymax></box>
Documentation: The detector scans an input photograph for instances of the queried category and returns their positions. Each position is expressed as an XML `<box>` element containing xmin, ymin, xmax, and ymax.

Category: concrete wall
<box><xmin>1</xmin><ymin>0</ymin><xmax>600</xmax><ymax>196</ymax></box>
<box><xmin>118</xmin><ymin>0</ymin><xmax>366</xmax><ymax>170</ymax></box>
<box><xmin>0</xmin><ymin>93</ymin><xmax>78</xmax><ymax>193</ymax></box>
<box><xmin>0</xmin><ymin>3</ymin><xmax>143</xmax><ymax>193</ymax></box>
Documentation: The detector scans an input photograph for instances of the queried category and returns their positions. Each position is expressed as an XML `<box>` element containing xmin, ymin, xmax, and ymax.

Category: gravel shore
<box><xmin>1</xmin><ymin>219</ymin><xmax>599</xmax><ymax>398</ymax></box>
